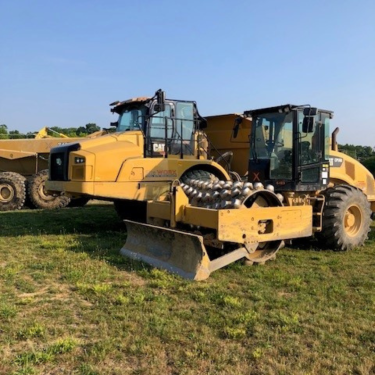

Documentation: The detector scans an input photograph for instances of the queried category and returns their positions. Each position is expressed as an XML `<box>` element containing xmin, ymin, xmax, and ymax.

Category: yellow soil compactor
<box><xmin>46</xmin><ymin>91</ymin><xmax>374</xmax><ymax>279</ymax></box>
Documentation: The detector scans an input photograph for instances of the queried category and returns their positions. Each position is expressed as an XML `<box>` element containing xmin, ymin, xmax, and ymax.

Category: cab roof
<box><xmin>110</xmin><ymin>97</ymin><xmax>151</xmax><ymax>114</ymax></box>
<box><xmin>244</xmin><ymin>104</ymin><xmax>334</xmax><ymax>117</ymax></box>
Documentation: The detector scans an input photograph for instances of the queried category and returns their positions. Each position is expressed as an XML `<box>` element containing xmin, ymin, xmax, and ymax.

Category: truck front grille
<box><xmin>50</xmin><ymin>152</ymin><xmax>66</xmax><ymax>181</ymax></box>
<box><xmin>49</xmin><ymin>143</ymin><xmax>80</xmax><ymax>181</ymax></box>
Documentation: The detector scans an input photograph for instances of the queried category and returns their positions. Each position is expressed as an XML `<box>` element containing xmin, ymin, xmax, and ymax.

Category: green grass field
<box><xmin>0</xmin><ymin>205</ymin><xmax>374</xmax><ymax>375</ymax></box>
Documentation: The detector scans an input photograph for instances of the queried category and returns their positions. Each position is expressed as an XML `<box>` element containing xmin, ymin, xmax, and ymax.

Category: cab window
<box><xmin>176</xmin><ymin>102</ymin><xmax>194</xmax><ymax>140</ymax></box>
<box><xmin>118</xmin><ymin>106</ymin><xmax>146</xmax><ymax>132</ymax></box>
<box><xmin>150</xmin><ymin>104</ymin><xmax>173</xmax><ymax>139</ymax></box>
<box><xmin>298</xmin><ymin>111</ymin><xmax>324</xmax><ymax>166</ymax></box>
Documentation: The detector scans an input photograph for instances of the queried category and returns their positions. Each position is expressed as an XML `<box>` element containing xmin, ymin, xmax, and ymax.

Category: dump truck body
<box><xmin>0</xmin><ymin>138</ymin><xmax>74</xmax><ymax>176</ymax></box>
<box><xmin>0</xmin><ymin>128</ymin><xmax>107</xmax><ymax>211</ymax></box>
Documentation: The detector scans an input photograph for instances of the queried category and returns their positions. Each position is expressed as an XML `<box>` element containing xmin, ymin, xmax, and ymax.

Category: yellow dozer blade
<box><xmin>121</xmin><ymin>220</ymin><xmax>250</xmax><ymax>280</ymax></box>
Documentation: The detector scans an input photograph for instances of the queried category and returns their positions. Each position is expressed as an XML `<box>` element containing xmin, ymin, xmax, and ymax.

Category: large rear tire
<box><xmin>0</xmin><ymin>172</ymin><xmax>26</xmax><ymax>211</ymax></box>
<box><xmin>317</xmin><ymin>185</ymin><xmax>371</xmax><ymax>251</ymax></box>
<box><xmin>28</xmin><ymin>170</ymin><xmax>70</xmax><ymax>209</ymax></box>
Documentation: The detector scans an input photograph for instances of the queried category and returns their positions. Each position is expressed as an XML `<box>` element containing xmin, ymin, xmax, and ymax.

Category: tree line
<box><xmin>339</xmin><ymin>144</ymin><xmax>374</xmax><ymax>160</ymax></box>
<box><xmin>0</xmin><ymin>123</ymin><xmax>101</xmax><ymax>139</ymax></box>
<box><xmin>338</xmin><ymin>144</ymin><xmax>375</xmax><ymax>177</ymax></box>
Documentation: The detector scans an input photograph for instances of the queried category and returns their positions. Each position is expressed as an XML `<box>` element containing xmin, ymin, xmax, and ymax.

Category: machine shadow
<box><xmin>0</xmin><ymin>205</ymin><xmax>123</xmax><ymax>236</ymax></box>
<box><xmin>287</xmin><ymin>237</ymin><xmax>323</xmax><ymax>252</ymax></box>
<box><xmin>287</xmin><ymin>223</ymin><xmax>375</xmax><ymax>252</ymax></box>
<box><xmin>1</xmin><ymin>207</ymin><xmax>373</xmax><ymax>274</ymax></box>
<box><xmin>0</xmin><ymin>205</ymin><xmax>152</xmax><ymax>274</ymax></box>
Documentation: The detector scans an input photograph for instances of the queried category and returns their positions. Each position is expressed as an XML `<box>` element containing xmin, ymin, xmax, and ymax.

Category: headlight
<box><xmin>74</xmin><ymin>157</ymin><xmax>85</xmax><ymax>164</ymax></box>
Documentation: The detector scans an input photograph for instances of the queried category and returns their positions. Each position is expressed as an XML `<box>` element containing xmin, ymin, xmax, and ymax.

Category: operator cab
<box><xmin>242</xmin><ymin>104</ymin><xmax>333</xmax><ymax>192</ymax></box>
<box><xmin>110</xmin><ymin>90</ymin><xmax>207</xmax><ymax>159</ymax></box>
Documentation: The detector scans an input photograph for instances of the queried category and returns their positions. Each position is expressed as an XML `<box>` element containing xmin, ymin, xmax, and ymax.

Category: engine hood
<box><xmin>70</xmin><ymin>131</ymin><xmax>144</xmax><ymax>182</ymax></box>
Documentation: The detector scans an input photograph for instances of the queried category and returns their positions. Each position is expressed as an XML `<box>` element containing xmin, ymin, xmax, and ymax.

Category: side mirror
<box><xmin>155</xmin><ymin>89</ymin><xmax>165</xmax><ymax>113</ymax></box>
<box><xmin>232</xmin><ymin>117</ymin><xmax>243</xmax><ymax>139</ymax></box>
<box><xmin>110</xmin><ymin>121</ymin><xmax>118</xmax><ymax>127</ymax></box>
<box><xmin>302</xmin><ymin>116</ymin><xmax>315</xmax><ymax>133</ymax></box>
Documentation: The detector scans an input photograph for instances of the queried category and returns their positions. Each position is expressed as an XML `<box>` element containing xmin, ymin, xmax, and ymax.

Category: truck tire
<box><xmin>0</xmin><ymin>172</ymin><xmax>26</xmax><ymax>211</ymax></box>
<box><xmin>28</xmin><ymin>170</ymin><xmax>70</xmax><ymax>209</ymax></box>
<box><xmin>317</xmin><ymin>185</ymin><xmax>371</xmax><ymax>251</ymax></box>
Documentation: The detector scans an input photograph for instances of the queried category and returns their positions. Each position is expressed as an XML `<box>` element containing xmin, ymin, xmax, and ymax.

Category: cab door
<box><xmin>296</xmin><ymin>110</ymin><xmax>329</xmax><ymax>191</ymax></box>
<box><xmin>145</xmin><ymin>103</ymin><xmax>174</xmax><ymax>157</ymax></box>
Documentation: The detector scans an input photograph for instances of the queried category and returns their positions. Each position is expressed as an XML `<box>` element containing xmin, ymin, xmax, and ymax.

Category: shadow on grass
<box><xmin>0</xmin><ymin>205</ymin><xmax>124</xmax><ymax>236</ymax></box>
<box><xmin>367</xmin><ymin>225</ymin><xmax>375</xmax><ymax>241</ymax></box>
<box><xmin>1</xmin><ymin>207</ymin><xmax>374</xmax><ymax>275</ymax></box>
<box><xmin>288</xmin><ymin>224</ymin><xmax>375</xmax><ymax>251</ymax></box>
<box><xmin>0</xmin><ymin>205</ymin><xmax>153</xmax><ymax>274</ymax></box>
<box><xmin>287</xmin><ymin>237</ymin><xmax>323</xmax><ymax>252</ymax></box>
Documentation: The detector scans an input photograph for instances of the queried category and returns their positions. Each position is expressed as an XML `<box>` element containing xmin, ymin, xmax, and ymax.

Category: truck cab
<box><xmin>244</xmin><ymin>105</ymin><xmax>332</xmax><ymax>193</ymax></box>
<box><xmin>111</xmin><ymin>90</ymin><xmax>207</xmax><ymax>159</ymax></box>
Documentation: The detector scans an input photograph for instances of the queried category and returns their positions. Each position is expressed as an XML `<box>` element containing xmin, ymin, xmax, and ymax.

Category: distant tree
<box><xmin>85</xmin><ymin>123</ymin><xmax>100</xmax><ymax>134</ymax></box>
<box><xmin>45</xmin><ymin>124</ymin><xmax>100</xmax><ymax>137</ymax></box>
<box><xmin>76</xmin><ymin>126</ymin><xmax>87</xmax><ymax>136</ymax></box>
<box><xmin>0</xmin><ymin>124</ymin><xmax>8</xmax><ymax>138</ymax></box>
<box><xmin>362</xmin><ymin>156</ymin><xmax>375</xmax><ymax>178</ymax></box>
<box><xmin>356</xmin><ymin>145</ymin><xmax>373</xmax><ymax>160</ymax></box>
<box><xmin>9</xmin><ymin>130</ymin><xmax>23</xmax><ymax>139</ymax></box>
<box><xmin>338</xmin><ymin>144</ymin><xmax>375</xmax><ymax>160</ymax></box>
<box><xmin>0</xmin><ymin>125</ymin><xmax>102</xmax><ymax>139</ymax></box>
<box><xmin>26</xmin><ymin>132</ymin><xmax>36</xmax><ymax>139</ymax></box>
<box><xmin>339</xmin><ymin>144</ymin><xmax>356</xmax><ymax>158</ymax></box>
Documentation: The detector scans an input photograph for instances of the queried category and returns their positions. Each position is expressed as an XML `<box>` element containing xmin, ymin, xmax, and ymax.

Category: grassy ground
<box><xmin>0</xmin><ymin>205</ymin><xmax>374</xmax><ymax>375</ymax></box>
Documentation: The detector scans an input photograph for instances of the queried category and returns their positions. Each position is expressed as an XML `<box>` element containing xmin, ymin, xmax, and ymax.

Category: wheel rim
<box><xmin>344</xmin><ymin>204</ymin><xmax>362</xmax><ymax>237</ymax></box>
<box><xmin>38</xmin><ymin>182</ymin><xmax>55</xmax><ymax>201</ymax></box>
<box><xmin>0</xmin><ymin>183</ymin><xmax>15</xmax><ymax>203</ymax></box>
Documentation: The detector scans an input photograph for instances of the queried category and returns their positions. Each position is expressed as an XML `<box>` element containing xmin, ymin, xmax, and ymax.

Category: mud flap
<box><xmin>121</xmin><ymin>220</ymin><xmax>212</xmax><ymax>280</ymax></box>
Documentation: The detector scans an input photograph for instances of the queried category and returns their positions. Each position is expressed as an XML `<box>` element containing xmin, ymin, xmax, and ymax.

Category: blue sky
<box><xmin>1</xmin><ymin>0</ymin><xmax>374</xmax><ymax>145</ymax></box>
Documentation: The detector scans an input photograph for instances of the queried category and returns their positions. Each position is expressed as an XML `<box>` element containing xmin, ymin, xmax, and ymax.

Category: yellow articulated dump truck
<box><xmin>46</xmin><ymin>90</ymin><xmax>368</xmax><ymax>280</ymax></box>
<box><xmin>46</xmin><ymin>90</ymin><xmax>230</xmax><ymax>219</ymax></box>
<box><xmin>0</xmin><ymin>127</ymin><xmax>105</xmax><ymax>211</ymax></box>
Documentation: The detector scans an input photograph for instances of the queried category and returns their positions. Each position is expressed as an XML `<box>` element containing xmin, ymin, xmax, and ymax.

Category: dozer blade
<box><xmin>121</xmin><ymin>220</ymin><xmax>212</xmax><ymax>281</ymax></box>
